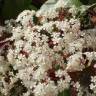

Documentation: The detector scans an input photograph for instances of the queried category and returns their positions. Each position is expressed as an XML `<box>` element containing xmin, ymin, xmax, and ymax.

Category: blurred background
<box><xmin>0</xmin><ymin>0</ymin><xmax>46</xmax><ymax>25</ymax></box>
<box><xmin>0</xmin><ymin>0</ymin><xmax>96</xmax><ymax>25</ymax></box>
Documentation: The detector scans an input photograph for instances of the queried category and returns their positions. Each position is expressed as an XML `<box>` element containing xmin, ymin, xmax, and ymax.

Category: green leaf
<box><xmin>70</xmin><ymin>0</ymin><xmax>82</xmax><ymax>7</ymax></box>
<box><xmin>1</xmin><ymin>0</ymin><xmax>37</xmax><ymax>20</ymax></box>
<box><xmin>29</xmin><ymin>5</ymin><xmax>38</xmax><ymax>10</ymax></box>
<box><xmin>58</xmin><ymin>89</ymin><xmax>70</xmax><ymax>96</ymax></box>
<box><xmin>80</xmin><ymin>0</ymin><xmax>96</xmax><ymax>5</ymax></box>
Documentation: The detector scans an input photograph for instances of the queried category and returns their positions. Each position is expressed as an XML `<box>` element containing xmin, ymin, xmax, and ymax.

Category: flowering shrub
<box><xmin>0</xmin><ymin>0</ymin><xmax>96</xmax><ymax>96</ymax></box>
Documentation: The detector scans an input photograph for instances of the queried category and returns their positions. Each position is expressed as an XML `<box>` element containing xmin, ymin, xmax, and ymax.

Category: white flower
<box><xmin>11</xmin><ymin>27</ymin><xmax>23</xmax><ymax>40</ymax></box>
<box><xmin>1</xmin><ymin>0</ymin><xmax>96</xmax><ymax>95</ymax></box>
<box><xmin>73</xmin><ymin>82</ymin><xmax>80</xmax><ymax>91</ymax></box>
<box><xmin>52</xmin><ymin>32</ymin><xmax>61</xmax><ymax>44</ymax></box>
<box><xmin>66</xmin><ymin>53</ymin><xmax>85</xmax><ymax>71</ymax></box>
<box><xmin>23</xmin><ymin>43</ymin><xmax>32</xmax><ymax>53</ymax></box>
<box><xmin>33</xmin><ymin>67</ymin><xmax>47</xmax><ymax>81</ymax></box>
<box><xmin>56</xmin><ymin>20</ymin><xmax>70</xmax><ymax>32</ymax></box>
<box><xmin>39</xmin><ymin>22</ymin><xmax>54</xmax><ymax>32</ymax></box>
<box><xmin>90</xmin><ymin>76</ymin><xmax>96</xmax><ymax>94</ymax></box>
<box><xmin>16</xmin><ymin>67</ymin><xmax>36</xmax><ymax>88</ymax></box>
<box><xmin>69</xmin><ymin>18</ymin><xmax>80</xmax><ymax>32</ymax></box>
<box><xmin>57</xmin><ymin>79</ymin><xmax>70</xmax><ymax>92</ymax></box>
<box><xmin>34</xmin><ymin>82</ymin><xmax>58</xmax><ymax>96</ymax></box>
<box><xmin>68</xmin><ymin>39</ymin><xmax>84</xmax><ymax>53</ymax></box>
<box><xmin>14</xmin><ymin>40</ymin><xmax>24</xmax><ymax>49</ymax></box>
<box><xmin>55</xmin><ymin>70</ymin><xmax>66</xmax><ymax>78</ymax></box>
<box><xmin>69</xmin><ymin>5</ymin><xmax>78</xmax><ymax>15</ymax></box>
<box><xmin>7</xmin><ymin>49</ymin><xmax>14</xmax><ymax>64</ymax></box>
<box><xmin>16</xmin><ymin>10</ymin><xmax>35</xmax><ymax>27</ymax></box>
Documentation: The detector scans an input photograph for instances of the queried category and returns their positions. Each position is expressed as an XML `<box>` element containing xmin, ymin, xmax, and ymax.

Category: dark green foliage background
<box><xmin>1</xmin><ymin>0</ymin><xmax>37</xmax><ymax>19</ymax></box>
<box><xmin>80</xmin><ymin>0</ymin><xmax>96</xmax><ymax>5</ymax></box>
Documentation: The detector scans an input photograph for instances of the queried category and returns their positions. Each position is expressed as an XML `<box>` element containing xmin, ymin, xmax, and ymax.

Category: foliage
<box><xmin>58</xmin><ymin>89</ymin><xmax>70</xmax><ymax>96</ymax></box>
<box><xmin>80</xmin><ymin>0</ymin><xmax>96</xmax><ymax>5</ymax></box>
<box><xmin>1</xmin><ymin>0</ymin><xmax>37</xmax><ymax>20</ymax></box>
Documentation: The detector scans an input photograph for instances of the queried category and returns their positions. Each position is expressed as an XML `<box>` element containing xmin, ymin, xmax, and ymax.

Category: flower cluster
<box><xmin>0</xmin><ymin>0</ymin><xmax>96</xmax><ymax>96</ymax></box>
